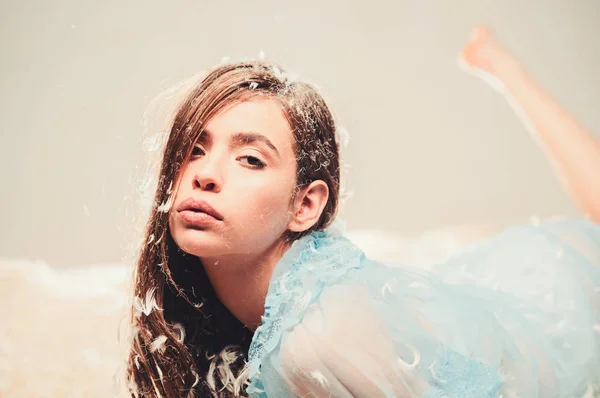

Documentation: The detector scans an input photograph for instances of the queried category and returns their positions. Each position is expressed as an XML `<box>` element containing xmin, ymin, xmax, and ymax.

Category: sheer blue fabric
<box><xmin>246</xmin><ymin>219</ymin><xmax>600</xmax><ymax>397</ymax></box>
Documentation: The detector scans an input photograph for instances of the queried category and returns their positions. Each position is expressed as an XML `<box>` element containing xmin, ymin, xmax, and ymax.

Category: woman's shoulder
<box><xmin>247</xmin><ymin>228</ymin><xmax>369</xmax><ymax>377</ymax></box>
<box><xmin>246</xmin><ymin>227</ymin><xmax>508</xmax><ymax>397</ymax></box>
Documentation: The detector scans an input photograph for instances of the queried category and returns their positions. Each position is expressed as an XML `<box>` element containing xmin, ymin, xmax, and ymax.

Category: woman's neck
<box><xmin>201</xmin><ymin>239</ymin><xmax>291</xmax><ymax>331</ymax></box>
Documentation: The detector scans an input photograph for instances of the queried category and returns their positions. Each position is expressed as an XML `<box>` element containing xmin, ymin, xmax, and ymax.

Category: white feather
<box><xmin>397</xmin><ymin>344</ymin><xmax>421</xmax><ymax>370</ymax></box>
<box><xmin>381</xmin><ymin>281</ymin><xmax>394</xmax><ymax>298</ymax></box>
<box><xmin>309</xmin><ymin>369</ymin><xmax>329</xmax><ymax>388</ymax></box>
<box><xmin>133</xmin><ymin>287</ymin><xmax>161</xmax><ymax>317</ymax></box>
<box><xmin>157</xmin><ymin>195</ymin><xmax>174</xmax><ymax>213</ymax></box>
<box><xmin>172</xmin><ymin>323</ymin><xmax>186</xmax><ymax>343</ymax></box>
<box><xmin>156</xmin><ymin>364</ymin><xmax>164</xmax><ymax>382</ymax></box>
<box><xmin>428</xmin><ymin>360</ymin><xmax>447</xmax><ymax>383</ymax></box>
<box><xmin>150</xmin><ymin>335</ymin><xmax>168</xmax><ymax>354</ymax></box>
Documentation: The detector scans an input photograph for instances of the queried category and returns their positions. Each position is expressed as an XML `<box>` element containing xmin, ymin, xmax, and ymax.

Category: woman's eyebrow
<box><xmin>230</xmin><ymin>131</ymin><xmax>280</xmax><ymax>157</ymax></box>
<box><xmin>196</xmin><ymin>130</ymin><xmax>212</xmax><ymax>146</ymax></box>
<box><xmin>199</xmin><ymin>129</ymin><xmax>280</xmax><ymax>157</ymax></box>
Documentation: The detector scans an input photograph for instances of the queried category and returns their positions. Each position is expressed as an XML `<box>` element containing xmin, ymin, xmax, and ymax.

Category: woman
<box><xmin>126</xmin><ymin>26</ymin><xmax>600</xmax><ymax>397</ymax></box>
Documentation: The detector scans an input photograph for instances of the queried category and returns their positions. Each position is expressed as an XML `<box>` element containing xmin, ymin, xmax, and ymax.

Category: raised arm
<box><xmin>460</xmin><ymin>26</ymin><xmax>600</xmax><ymax>223</ymax></box>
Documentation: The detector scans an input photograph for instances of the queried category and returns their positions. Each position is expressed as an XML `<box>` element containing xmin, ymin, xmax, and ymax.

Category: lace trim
<box><xmin>423</xmin><ymin>349</ymin><xmax>504</xmax><ymax>397</ymax></box>
<box><xmin>246</xmin><ymin>230</ymin><xmax>365</xmax><ymax>394</ymax></box>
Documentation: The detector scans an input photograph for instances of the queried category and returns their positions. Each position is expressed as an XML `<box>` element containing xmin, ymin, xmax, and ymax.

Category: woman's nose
<box><xmin>192</xmin><ymin>158</ymin><xmax>224</xmax><ymax>192</ymax></box>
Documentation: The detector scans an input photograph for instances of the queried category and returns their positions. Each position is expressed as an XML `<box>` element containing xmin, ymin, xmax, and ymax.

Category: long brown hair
<box><xmin>126</xmin><ymin>61</ymin><xmax>341</xmax><ymax>397</ymax></box>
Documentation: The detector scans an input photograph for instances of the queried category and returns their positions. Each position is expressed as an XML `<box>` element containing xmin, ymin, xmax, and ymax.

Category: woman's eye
<box><xmin>191</xmin><ymin>146</ymin><xmax>205</xmax><ymax>157</ymax></box>
<box><xmin>239</xmin><ymin>156</ymin><xmax>266</xmax><ymax>169</ymax></box>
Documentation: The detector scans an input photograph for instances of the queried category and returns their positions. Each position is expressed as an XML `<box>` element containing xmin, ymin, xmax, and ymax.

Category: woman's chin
<box><xmin>175</xmin><ymin>230</ymin><xmax>228</xmax><ymax>258</ymax></box>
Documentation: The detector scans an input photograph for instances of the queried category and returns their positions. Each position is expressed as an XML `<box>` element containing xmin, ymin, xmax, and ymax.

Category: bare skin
<box><xmin>460</xmin><ymin>25</ymin><xmax>600</xmax><ymax>223</ymax></box>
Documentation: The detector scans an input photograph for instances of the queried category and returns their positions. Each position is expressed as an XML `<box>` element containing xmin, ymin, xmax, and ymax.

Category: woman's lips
<box><xmin>176</xmin><ymin>198</ymin><xmax>224</xmax><ymax>220</ymax></box>
<box><xmin>178</xmin><ymin>209</ymin><xmax>221</xmax><ymax>226</ymax></box>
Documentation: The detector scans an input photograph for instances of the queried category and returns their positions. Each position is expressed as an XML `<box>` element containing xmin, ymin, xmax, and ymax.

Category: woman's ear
<box><xmin>287</xmin><ymin>180</ymin><xmax>329</xmax><ymax>233</ymax></box>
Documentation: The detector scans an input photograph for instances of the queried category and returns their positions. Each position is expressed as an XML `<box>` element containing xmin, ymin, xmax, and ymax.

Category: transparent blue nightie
<box><xmin>246</xmin><ymin>219</ymin><xmax>600</xmax><ymax>397</ymax></box>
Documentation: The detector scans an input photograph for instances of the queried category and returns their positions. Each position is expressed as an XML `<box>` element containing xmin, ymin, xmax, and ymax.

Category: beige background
<box><xmin>1</xmin><ymin>0</ymin><xmax>598</xmax><ymax>267</ymax></box>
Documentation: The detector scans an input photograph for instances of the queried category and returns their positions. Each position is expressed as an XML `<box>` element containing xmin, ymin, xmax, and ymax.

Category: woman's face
<box><xmin>169</xmin><ymin>98</ymin><xmax>298</xmax><ymax>259</ymax></box>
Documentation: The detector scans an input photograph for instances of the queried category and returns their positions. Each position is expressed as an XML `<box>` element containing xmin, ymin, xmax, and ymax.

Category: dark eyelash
<box><xmin>242</xmin><ymin>156</ymin><xmax>267</xmax><ymax>169</ymax></box>
<box><xmin>191</xmin><ymin>146</ymin><xmax>205</xmax><ymax>156</ymax></box>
